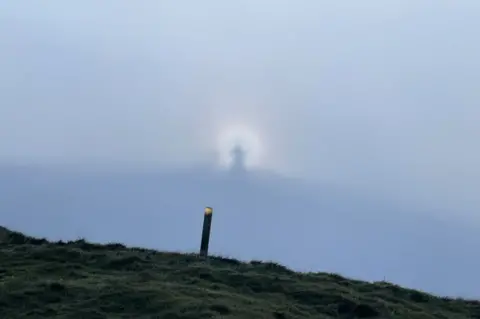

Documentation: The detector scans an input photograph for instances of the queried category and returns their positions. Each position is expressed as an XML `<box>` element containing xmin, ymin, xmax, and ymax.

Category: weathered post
<box><xmin>200</xmin><ymin>207</ymin><xmax>213</xmax><ymax>257</ymax></box>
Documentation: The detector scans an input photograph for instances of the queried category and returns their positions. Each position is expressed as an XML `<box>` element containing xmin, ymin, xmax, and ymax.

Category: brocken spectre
<box><xmin>216</xmin><ymin>125</ymin><xmax>264</xmax><ymax>170</ymax></box>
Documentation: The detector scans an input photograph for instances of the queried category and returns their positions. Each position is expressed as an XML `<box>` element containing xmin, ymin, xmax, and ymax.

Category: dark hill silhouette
<box><xmin>1</xmin><ymin>226</ymin><xmax>479</xmax><ymax>318</ymax></box>
<box><xmin>0</xmin><ymin>163</ymin><xmax>478</xmax><ymax>298</ymax></box>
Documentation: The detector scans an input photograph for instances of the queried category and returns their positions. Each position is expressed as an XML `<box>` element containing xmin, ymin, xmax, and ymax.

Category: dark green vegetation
<box><xmin>0</xmin><ymin>226</ymin><xmax>478</xmax><ymax>319</ymax></box>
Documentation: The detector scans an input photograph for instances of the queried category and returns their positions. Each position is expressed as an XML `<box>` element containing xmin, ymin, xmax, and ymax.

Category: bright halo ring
<box><xmin>216</xmin><ymin>125</ymin><xmax>263</xmax><ymax>170</ymax></box>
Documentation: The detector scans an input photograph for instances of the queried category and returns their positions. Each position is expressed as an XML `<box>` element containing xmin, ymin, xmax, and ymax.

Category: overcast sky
<box><xmin>0</xmin><ymin>1</ymin><xmax>479</xmax><ymax>221</ymax></box>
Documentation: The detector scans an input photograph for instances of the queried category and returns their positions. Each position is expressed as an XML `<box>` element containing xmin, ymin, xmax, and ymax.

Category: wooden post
<box><xmin>200</xmin><ymin>207</ymin><xmax>213</xmax><ymax>257</ymax></box>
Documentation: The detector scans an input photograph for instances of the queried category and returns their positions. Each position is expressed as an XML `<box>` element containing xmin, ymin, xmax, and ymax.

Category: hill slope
<box><xmin>2</xmin><ymin>166</ymin><xmax>479</xmax><ymax>297</ymax></box>
<box><xmin>0</xmin><ymin>227</ymin><xmax>478</xmax><ymax>319</ymax></box>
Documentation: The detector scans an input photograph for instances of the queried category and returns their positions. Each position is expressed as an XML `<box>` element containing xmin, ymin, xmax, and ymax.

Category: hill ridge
<box><xmin>0</xmin><ymin>226</ymin><xmax>478</xmax><ymax>318</ymax></box>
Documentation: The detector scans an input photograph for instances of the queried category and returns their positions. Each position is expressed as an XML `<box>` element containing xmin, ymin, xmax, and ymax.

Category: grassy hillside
<box><xmin>0</xmin><ymin>226</ymin><xmax>478</xmax><ymax>318</ymax></box>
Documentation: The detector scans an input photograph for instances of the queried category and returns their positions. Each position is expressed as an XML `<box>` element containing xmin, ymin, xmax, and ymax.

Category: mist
<box><xmin>1</xmin><ymin>1</ymin><xmax>480</xmax><ymax>297</ymax></box>
<box><xmin>1</xmin><ymin>1</ymin><xmax>479</xmax><ymax>217</ymax></box>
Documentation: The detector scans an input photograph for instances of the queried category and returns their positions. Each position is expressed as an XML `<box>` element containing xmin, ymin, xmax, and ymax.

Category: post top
<box><xmin>204</xmin><ymin>207</ymin><xmax>213</xmax><ymax>215</ymax></box>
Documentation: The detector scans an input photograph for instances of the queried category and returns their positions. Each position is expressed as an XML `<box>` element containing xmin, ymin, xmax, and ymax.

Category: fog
<box><xmin>1</xmin><ymin>1</ymin><xmax>480</xmax><ymax>297</ymax></box>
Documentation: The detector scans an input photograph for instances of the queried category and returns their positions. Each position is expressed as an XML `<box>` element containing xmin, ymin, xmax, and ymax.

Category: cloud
<box><xmin>0</xmin><ymin>1</ymin><xmax>479</xmax><ymax>219</ymax></box>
